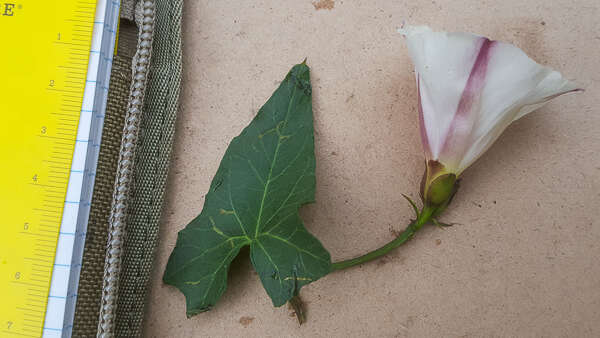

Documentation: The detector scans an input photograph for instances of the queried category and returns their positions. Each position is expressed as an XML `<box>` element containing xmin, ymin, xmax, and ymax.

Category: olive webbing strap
<box><xmin>114</xmin><ymin>0</ymin><xmax>183</xmax><ymax>336</ymax></box>
<box><xmin>72</xmin><ymin>54</ymin><xmax>132</xmax><ymax>338</ymax></box>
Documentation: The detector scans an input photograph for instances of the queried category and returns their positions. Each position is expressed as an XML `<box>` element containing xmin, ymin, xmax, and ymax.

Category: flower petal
<box><xmin>400</xmin><ymin>25</ymin><xmax>580</xmax><ymax>175</ymax></box>
<box><xmin>457</xmin><ymin>40</ymin><xmax>580</xmax><ymax>172</ymax></box>
<box><xmin>400</xmin><ymin>26</ymin><xmax>487</xmax><ymax>161</ymax></box>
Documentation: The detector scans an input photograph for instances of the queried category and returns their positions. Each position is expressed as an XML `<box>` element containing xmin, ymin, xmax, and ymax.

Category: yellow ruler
<box><xmin>0</xmin><ymin>1</ymin><xmax>97</xmax><ymax>337</ymax></box>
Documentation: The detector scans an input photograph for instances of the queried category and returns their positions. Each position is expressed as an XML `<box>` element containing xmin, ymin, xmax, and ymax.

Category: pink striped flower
<box><xmin>399</xmin><ymin>26</ymin><xmax>580</xmax><ymax>206</ymax></box>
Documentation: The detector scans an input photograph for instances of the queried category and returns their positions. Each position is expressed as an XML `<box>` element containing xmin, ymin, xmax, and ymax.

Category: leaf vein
<box><xmin>227</xmin><ymin>161</ymin><xmax>250</xmax><ymax>237</ymax></box>
<box><xmin>168</xmin><ymin>237</ymin><xmax>249</xmax><ymax>278</ymax></box>
<box><xmin>254</xmin><ymin>83</ymin><xmax>298</xmax><ymax>238</ymax></box>
<box><xmin>263</xmin><ymin>233</ymin><xmax>328</xmax><ymax>263</ymax></box>
<box><xmin>262</xmin><ymin>160</ymin><xmax>311</xmax><ymax>230</ymax></box>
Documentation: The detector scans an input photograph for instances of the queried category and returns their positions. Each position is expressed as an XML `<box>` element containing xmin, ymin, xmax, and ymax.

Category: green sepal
<box><xmin>426</xmin><ymin>173</ymin><xmax>457</xmax><ymax>206</ymax></box>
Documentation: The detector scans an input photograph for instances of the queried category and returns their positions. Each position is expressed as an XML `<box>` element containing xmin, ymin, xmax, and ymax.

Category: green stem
<box><xmin>331</xmin><ymin>206</ymin><xmax>434</xmax><ymax>271</ymax></box>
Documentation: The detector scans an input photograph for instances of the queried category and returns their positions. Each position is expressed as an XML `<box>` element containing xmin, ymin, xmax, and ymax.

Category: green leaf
<box><xmin>163</xmin><ymin>63</ymin><xmax>331</xmax><ymax>317</ymax></box>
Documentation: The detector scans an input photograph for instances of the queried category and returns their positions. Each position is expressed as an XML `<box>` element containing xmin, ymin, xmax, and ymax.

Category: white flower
<box><xmin>399</xmin><ymin>25</ymin><xmax>581</xmax><ymax>176</ymax></box>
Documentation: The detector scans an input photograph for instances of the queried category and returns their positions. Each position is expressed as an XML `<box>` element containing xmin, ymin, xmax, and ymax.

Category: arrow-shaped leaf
<box><xmin>163</xmin><ymin>62</ymin><xmax>331</xmax><ymax>317</ymax></box>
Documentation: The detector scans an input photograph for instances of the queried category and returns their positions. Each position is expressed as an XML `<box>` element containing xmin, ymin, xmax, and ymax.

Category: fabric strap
<box><xmin>72</xmin><ymin>0</ymin><xmax>182</xmax><ymax>336</ymax></box>
<box><xmin>72</xmin><ymin>53</ymin><xmax>132</xmax><ymax>337</ymax></box>
<box><xmin>115</xmin><ymin>0</ymin><xmax>183</xmax><ymax>335</ymax></box>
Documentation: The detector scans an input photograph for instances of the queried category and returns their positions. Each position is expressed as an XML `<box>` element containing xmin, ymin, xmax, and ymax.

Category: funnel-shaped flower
<box><xmin>400</xmin><ymin>26</ymin><xmax>580</xmax><ymax>178</ymax></box>
<box><xmin>399</xmin><ymin>26</ymin><xmax>580</xmax><ymax>207</ymax></box>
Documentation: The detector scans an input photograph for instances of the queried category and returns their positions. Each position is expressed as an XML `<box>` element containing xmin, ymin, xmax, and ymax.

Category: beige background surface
<box><xmin>143</xmin><ymin>0</ymin><xmax>599</xmax><ymax>337</ymax></box>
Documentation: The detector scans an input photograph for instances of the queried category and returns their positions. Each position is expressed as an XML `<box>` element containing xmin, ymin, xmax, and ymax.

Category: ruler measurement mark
<box><xmin>53</xmin><ymin>40</ymin><xmax>88</xmax><ymax>47</ymax></box>
<box><xmin>27</xmin><ymin>292</ymin><xmax>48</xmax><ymax>301</ymax></box>
<box><xmin>22</xmin><ymin>318</ymin><xmax>43</xmax><ymax>324</ymax></box>
<box><xmin>55</xmin><ymin>120</ymin><xmax>79</xmax><ymax>125</ymax></box>
<box><xmin>55</xmin><ymin>124</ymin><xmax>78</xmax><ymax>130</ymax></box>
<box><xmin>67</xmin><ymin>52</ymin><xmax>89</xmax><ymax>58</ymax></box>
<box><xmin>41</xmin><ymin>205</ymin><xmax>64</xmax><ymax>212</ymax></box>
<box><xmin>47</xmin><ymin>168</ymin><xmax>71</xmax><ymax>174</ymax></box>
<box><xmin>55</xmin><ymin>123</ymin><xmax>78</xmax><ymax>129</ymax></box>
<box><xmin>30</xmin><ymin>268</ymin><xmax>52</xmax><ymax>274</ymax></box>
<box><xmin>36</xmin><ymin>221</ymin><xmax>60</xmax><ymax>226</ymax></box>
<box><xmin>22</xmin><ymin>324</ymin><xmax>42</xmax><ymax>330</ymax></box>
<box><xmin>22</xmin><ymin>316</ymin><xmax>44</xmax><ymax>322</ymax></box>
<box><xmin>34</xmin><ymin>238</ymin><xmax>58</xmax><ymax>244</ymax></box>
<box><xmin>55</xmin><ymin>120</ymin><xmax>77</xmax><ymax>129</ymax></box>
<box><xmin>23</xmin><ymin>256</ymin><xmax>53</xmax><ymax>263</ymax></box>
<box><xmin>63</xmin><ymin>85</ymin><xmax>85</xmax><ymax>90</ymax></box>
<box><xmin>61</xmin><ymin>100</ymin><xmax>81</xmax><ymax>110</ymax></box>
<box><xmin>38</xmin><ymin>233</ymin><xmax>60</xmax><ymax>239</ymax></box>
<box><xmin>34</xmin><ymin>213</ymin><xmax>62</xmax><ymax>219</ymax></box>
<box><xmin>45</xmin><ymin>160</ymin><xmax>74</xmax><ymax>166</ymax></box>
<box><xmin>16</xmin><ymin>307</ymin><xmax>45</xmax><ymax>314</ymax></box>
<box><xmin>19</xmin><ymin>232</ymin><xmax>54</xmax><ymax>239</ymax></box>
<box><xmin>2</xmin><ymin>330</ymin><xmax>39</xmax><ymax>337</ymax></box>
<box><xmin>39</xmin><ymin>134</ymin><xmax>77</xmax><ymax>141</ymax></box>
<box><xmin>63</xmin><ymin>79</ymin><xmax>85</xmax><ymax>85</ymax></box>
<box><xmin>35</xmin><ymin>218</ymin><xmax>61</xmax><ymax>224</ymax></box>
<box><xmin>74</xmin><ymin>9</ymin><xmax>95</xmax><ymax>14</ymax></box>
<box><xmin>26</xmin><ymin>294</ymin><xmax>48</xmax><ymax>300</ymax></box>
<box><xmin>41</xmin><ymin>177</ymin><xmax>69</xmax><ymax>184</ymax></box>
<box><xmin>65</xmin><ymin>73</ymin><xmax>87</xmax><ymax>78</ymax></box>
<box><xmin>51</xmin><ymin>111</ymin><xmax>80</xmax><ymax>117</ymax></box>
<box><xmin>54</xmin><ymin>131</ymin><xmax>79</xmax><ymax>137</ymax></box>
<box><xmin>47</xmin><ymin>155</ymin><xmax>74</xmax><ymax>161</ymax></box>
<box><xmin>51</xmin><ymin>149</ymin><xmax>73</xmax><ymax>155</ymax></box>
<box><xmin>22</xmin><ymin>318</ymin><xmax>44</xmax><ymax>324</ymax></box>
<box><xmin>47</xmin><ymin>87</ymin><xmax>81</xmax><ymax>94</ymax></box>
<box><xmin>66</xmin><ymin>18</ymin><xmax>92</xmax><ymax>23</ymax></box>
<box><xmin>72</xmin><ymin>28</ymin><xmax>93</xmax><ymax>34</ymax></box>
<box><xmin>31</xmin><ymin>263</ymin><xmax>53</xmax><ymax>269</ymax></box>
<box><xmin>46</xmin><ymin>180</ymin><xmax>69</xmax><ymax>185</ymax></box>
<box><xmin>38</xmin><ymin>219</ymin><xmax>62</xmax><ymax>224</ymax></box>
<box><xmin>74</xmin><ymin>8</ymin><xmax>95</xmax><ymax>14</ymax></box>
<box><xmin>71</xmin><ymin>37</ymin><xmax>93</xmax><ymax>42</ymax></box>
<box><xmin>25</xmin><ymin>302</ymin><xmax>45</xmax><ymax>308</ymax></box>
<box><xmin>45</xmin><ymin>175</ymin><xmax>69</xmax><ymax>180</ymax></box>
<box><xmin>33</xmin><ymin>240</ymin><xmax>58</xmax><ymax>247</ymax></box>
<box><xmin>41</xmin><ymin>185</ymin><xmax>67</xmax><ymax>191</ymax></box>
<box><xmin>32</xmin><ymin>247</ymin><xmax>56</xmax><ymax>253</ymax></box>
<box><xmin>38</xmin><ymin>227</ymin><xmax>59</xmax><ymax>231</ymax></box>
<box><xmin>56</xmin><ymin>126</ymin><xmax>78</xmax><ymax>131</ymax></box>
<box><xmin>56</xmin><ymin>117</ymin><xmax>80</xmax><ymax>122</ymax></box>
<box><xmin>65</xmin><ymin>72</ymin><xmax>86</xmax><ymax>77</ymax></box>
<box><xmin>33</xmin><ymin>208</ymin><xmax>62</xmax><ymax>214</ymax></box>
<box><xmin>73</xmin><ymin>13</ymin><xmax>93</xmax><ymax>18</ymax></box>
<box><xmin>12</xmin><ymin>281</ymin><xmax>47</xmax><ymax>289</ymax></box>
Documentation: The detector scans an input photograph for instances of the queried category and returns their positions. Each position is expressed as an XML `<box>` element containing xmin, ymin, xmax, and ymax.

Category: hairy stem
<box><xmin>331</xmin><ymin>206</ymin><xmax>434</xmax><ymax>271</ymax></box>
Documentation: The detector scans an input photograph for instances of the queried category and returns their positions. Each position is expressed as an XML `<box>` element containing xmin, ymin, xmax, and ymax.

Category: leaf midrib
<box><xmin>253</xmin><ymin>83</ymin><xmax>298</xmax><ymax>239</ymax></box>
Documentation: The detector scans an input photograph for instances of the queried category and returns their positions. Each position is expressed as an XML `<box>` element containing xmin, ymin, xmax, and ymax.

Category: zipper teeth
<box><xmin>97</xmin><ymin>1</ymin><xmax>156</xmax><ymax>337</ymax></box>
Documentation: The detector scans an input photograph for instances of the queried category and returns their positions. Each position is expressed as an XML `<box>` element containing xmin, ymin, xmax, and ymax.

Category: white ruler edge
<box><xmin>43</xmin><ymin>1</ymin><xmax>120</xmax><ymax>337</ymax></box>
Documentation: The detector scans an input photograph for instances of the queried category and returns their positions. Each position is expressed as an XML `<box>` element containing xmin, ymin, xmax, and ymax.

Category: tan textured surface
<box><xmin>144</xmin><ymin>1</ymin><xmax>599</xmax><ymax>337</ymax></box>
